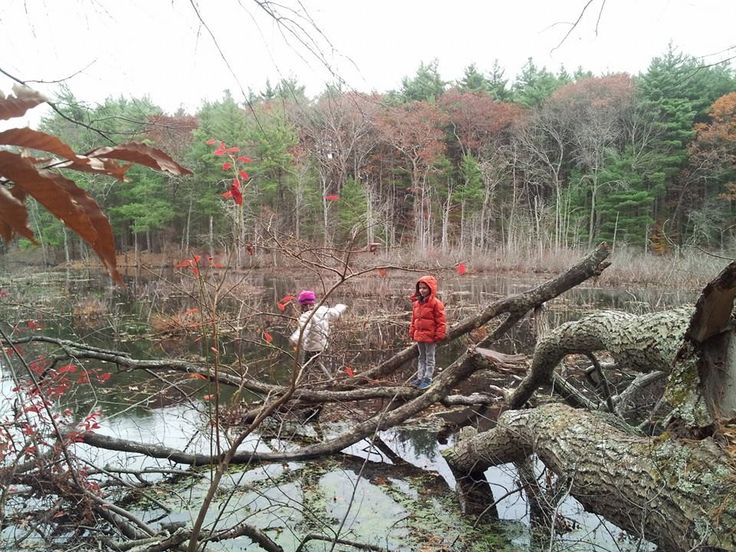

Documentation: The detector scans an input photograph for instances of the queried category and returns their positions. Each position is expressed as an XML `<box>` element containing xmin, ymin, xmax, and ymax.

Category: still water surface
<box><xmin>0</xmin><ymin>267</ymin><xmax>698</xmax><ymax>550</ymax></box>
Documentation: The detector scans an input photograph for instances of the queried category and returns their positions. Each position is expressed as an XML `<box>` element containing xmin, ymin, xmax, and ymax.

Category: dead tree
<box><xmin>445</xmin><ymin>261</ymin><xmax>736</xmax><ymax>551</ymax></box>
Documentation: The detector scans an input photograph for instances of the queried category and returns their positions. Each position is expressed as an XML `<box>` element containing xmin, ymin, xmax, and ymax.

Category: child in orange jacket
<box><xmin>409</xmin><ymin>275</ymin><xmax>446</xmax><ymax>389</ymax></box>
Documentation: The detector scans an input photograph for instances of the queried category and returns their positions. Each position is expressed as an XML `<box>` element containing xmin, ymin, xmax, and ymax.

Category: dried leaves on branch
<box><xmin>0</xmin><ymin>85</ymin><xmax>192</xmax><ymax>283</ymax></box>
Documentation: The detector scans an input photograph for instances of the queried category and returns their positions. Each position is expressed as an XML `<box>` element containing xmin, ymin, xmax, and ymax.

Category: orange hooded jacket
<box><xmin>409</xmin><ymin>275</ymin><xmax>447</xmax><ymax>343</ymax></box>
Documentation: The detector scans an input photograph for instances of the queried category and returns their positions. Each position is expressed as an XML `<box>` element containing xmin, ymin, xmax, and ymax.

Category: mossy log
<box><xmin>443</xmin><ymin>402</ymin><xmax>736</xmax><ymax>551</ymax></box>
<box><xmin>446</xmin><ymin>261</ymin><xmax>736</xmax><ymax>550</ymax></box>
<box><xmin>506</xmin><ymin>306</ymin><xmax>693</xmax><ymax>410</ymax></box>
<box><xmin>507</xmin><ymin>261</ymin><xmax>736</xmax><ymax>431</ymax></box>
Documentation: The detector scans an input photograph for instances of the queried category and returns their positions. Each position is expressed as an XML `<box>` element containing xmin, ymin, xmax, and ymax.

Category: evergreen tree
<box><xmin>400</xmin><ymin>60</ymin><xmax>446</xmax><ymax>102</ymax></box>
<box><xmin>487</xmin><ymin>60</ymin><xmax>512</xmax><ymax>101</ymax></box>
<box><xmin>511</xmin><ymin>58</ymin><xmax>564</xmax><ymax>107</ymax></box>
<box><xmin>636</xmin><ymin>45</ymin><xmax>736</xmax><ymax>240</ymax></box>
<box><xmin>457</xmin><ymin>64</ymin><xmax>491</xmax><ymax>94</ymax></box>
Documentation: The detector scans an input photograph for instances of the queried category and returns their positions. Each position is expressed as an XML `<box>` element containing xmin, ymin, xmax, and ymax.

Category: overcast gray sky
<box><xmin>1</xmin><ymin>0</ymin><xmax>734</xmax><ymax>121</ymax></box>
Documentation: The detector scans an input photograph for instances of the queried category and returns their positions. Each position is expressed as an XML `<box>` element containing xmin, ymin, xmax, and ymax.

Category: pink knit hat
<box><xmin>297</xmin><ymin>290</ymin><xmax>317</xmax><ymax>305</ymax></box>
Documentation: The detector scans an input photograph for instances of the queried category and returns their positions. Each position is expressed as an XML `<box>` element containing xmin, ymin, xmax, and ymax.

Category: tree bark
<box><xmin>443</xmin><ymin>402</ymin><xmax>736</xmax><ymax>551</ymax></box>
<box><xmin>507</xmin><ymin>306</ymin><xmax>693</xmax><ymax>409</ymax></box>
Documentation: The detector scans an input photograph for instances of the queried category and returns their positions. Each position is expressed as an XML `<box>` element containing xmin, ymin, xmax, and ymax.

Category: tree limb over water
<box><xmin>445</xmin><ymin>260</ymin><xmax>736</xmax><ymax>551</ymax></box>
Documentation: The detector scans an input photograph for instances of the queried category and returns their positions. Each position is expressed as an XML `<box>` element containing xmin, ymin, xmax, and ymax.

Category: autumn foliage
<box><xmin>0</xmin><ymin>86</ymin><xmax>192</xmax><ymax>283</ymax></box>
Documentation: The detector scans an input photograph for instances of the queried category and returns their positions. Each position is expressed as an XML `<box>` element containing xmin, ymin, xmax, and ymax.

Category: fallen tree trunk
<box><xmin>507</xmin><ymin>306</ymin><xmax>693</xmax><ymax>410</ymax></box>
<box><xmin>443</xmin><ymin>402</ymin><xmax>736</xmax><ymax>551</ymax></box>
<box><xmin>446</xmin><ymin>261</ymin><xmax>736</xmax><ymax>551</ymax></box>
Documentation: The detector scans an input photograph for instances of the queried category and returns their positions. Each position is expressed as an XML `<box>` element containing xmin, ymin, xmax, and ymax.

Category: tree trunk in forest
<box><xmin>443</xmin><ymin>402</ymin><xmax>736</xmax><ymax>551</ymax></box>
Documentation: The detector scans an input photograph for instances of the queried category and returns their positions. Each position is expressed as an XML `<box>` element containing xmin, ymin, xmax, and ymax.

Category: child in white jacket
<box><xmin>289</xmin><ymin>290</ymin><xmax>347</xmax><ymax>378</ymax></box>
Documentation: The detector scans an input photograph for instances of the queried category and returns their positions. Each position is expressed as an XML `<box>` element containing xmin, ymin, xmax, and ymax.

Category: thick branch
<box><xmin>80</xmin><ymin>349</ymin><xmax>494</xmax><ymax>466</ymax></box>
<box><xmin>443</xmin><ymin>402</ymin><xmax>736</xmax><ymax>551</ymax></box>
<box><xmin>507</xmin><ymin>306</ymin><xmax>693</xmax><ymax>409</ymax></box>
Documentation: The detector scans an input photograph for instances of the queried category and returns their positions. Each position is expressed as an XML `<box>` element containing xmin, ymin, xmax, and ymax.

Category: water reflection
<box><xmin>0</xmin><ymin>267</ymin><xmax>687</xmax><ymax>551</ymax></box>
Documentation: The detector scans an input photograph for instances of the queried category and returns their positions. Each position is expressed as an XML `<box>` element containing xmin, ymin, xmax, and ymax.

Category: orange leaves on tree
<box><xmin>690</xmin><ymin>91</ymin><xmax>736</xmax><ymax>201</ymax></box>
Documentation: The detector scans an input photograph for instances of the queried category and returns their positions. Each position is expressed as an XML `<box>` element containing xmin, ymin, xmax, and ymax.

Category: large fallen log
<box><xmin>506</xmin><ymin>306</ymin><xmax>693</xmax><ymax>410</ymax></box>
<box><xmin>443</xmin><ymin>402</ymin><xmax>736</xmax><ymax>551</ymax></box>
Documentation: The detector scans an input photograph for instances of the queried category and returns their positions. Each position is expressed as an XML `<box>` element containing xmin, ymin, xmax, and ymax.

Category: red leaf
<box><xmin>190</xmin><ymin>373</ymin><xmax>208</xmax><ymax>380</ymax></box>
<box><xmin>377</xmin><ymin>268</ymin><xmax>387</xmax><ymax>278</ymax></box>
<box><xmin>232</xmin><ymin>185</ymin><xmax>243</xmax><ymax>205</ymax></box>
<box><xmin>87</xmin><ymin>142</ymin><xmax>192</xmax><ymax>176</ymax></box>
<box><xmin>277</xmin><ymin>302</ymin><xmax>286</xmax><ymax>312</ymax></box>
<box><xmin>0</xmin><ymin>85</ymin><xmax>47</xmax><ymax>121</ymax></box>
<box><xmin>96</xmin><ymin>372</ymin><xmax>111</xmax><ymax>382</ymax></box>
<box><xmin>262</xmin><ymin>331</ymin><xmax>273</xmax><ymax>343</ymax></box>
<box><xmin>238</xmin><ymin>170</ymin><xmax>250</xmax><ymax>180</ymax></box>
<box><xmin>231</xmin><ymin>177</ymin><xmax>241</xmax><ymax>191</ymax></box>
<box><xmin>225</xmin><ymin>146</ymin><xmax>240</xmax><ymax>153</ymax></box>
<box><xmin>237</xmin><ymin>155</ymin><xmax>252</xmax><ymax>163</ymax></box>
<box><xmin>222</xmin><ymin>162</ymin><xmax>233</xmax><ymax>170</ymax></box>
<box><xmin>324</xmin><ymin>195</ymin><xmax>340</xmax><ymax>201</ymax></box>
<box><xmin>57</xmin><ymin>364</ymin><xmax>77</xmax><ymax>374</ymax></box>
<box><xmin>206</xmin><ymin>138</ymin><xmax>217</xmax><ymax>145</ymax></box>
<box><xmin>26</xmin><ymin>319</ymin><xmax>42</xmax><ymax>330</ymax></box>
<box><xmin>0</xmin><ymin>176</ymin><xmax>39</xmax><ymax>242</ymax></box>
<box><xmin>456</xmin><ymin>262</ymin><xmax>467</xmax><ymax>275</ymax></box>
<box><xmin>76</xmin><ymin>372</ymin><xmax>91</xmax><ymax>384</ymax></box>
<box><xmin>203</xmin><ymin>394</ymin><xmax>214</xmax><ymax>401</ymax></box>
<box><xmin>221</xmin><ymin>190</ymin><xmax>233</xmax><ymax>200</ymax></box>
<box><xmin>344</xmin><ymin>366</ymin><xmax>355</xmax><ymax>377</ymax></box>
<box><xmin>176</xmin><ymin>259</ymin><xmax>193</xmax><ymax>268</ymax></box>
<box><xmin>0</xmin><ymin>151</ymin><xmax>124</xmax><ymax>283</ymax></box>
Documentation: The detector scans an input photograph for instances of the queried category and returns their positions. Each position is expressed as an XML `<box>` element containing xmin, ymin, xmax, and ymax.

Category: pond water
<box><xmin>0</xmin><ymin>265</ymin><xmax>699</xmax><ymax>550</ymax></box>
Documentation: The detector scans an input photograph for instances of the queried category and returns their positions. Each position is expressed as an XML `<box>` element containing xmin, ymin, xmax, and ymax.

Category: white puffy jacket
<box><xmin>289</xmin><ymin>304</ymin><xmax>347</xmax><ymax>352</ymax></box>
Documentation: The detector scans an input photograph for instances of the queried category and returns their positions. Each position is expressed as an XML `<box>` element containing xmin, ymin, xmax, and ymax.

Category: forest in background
<box><xmin>11</xmin><ymin>46</ymin><xmax>736</xmax><ymax>266</ymax></box>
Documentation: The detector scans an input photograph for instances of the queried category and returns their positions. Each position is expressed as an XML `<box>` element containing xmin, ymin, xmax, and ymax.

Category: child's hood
<box><xmin>415</xmin><ymin>275</ymin><xmax>438</xmax><ymax>299</ymax></box>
